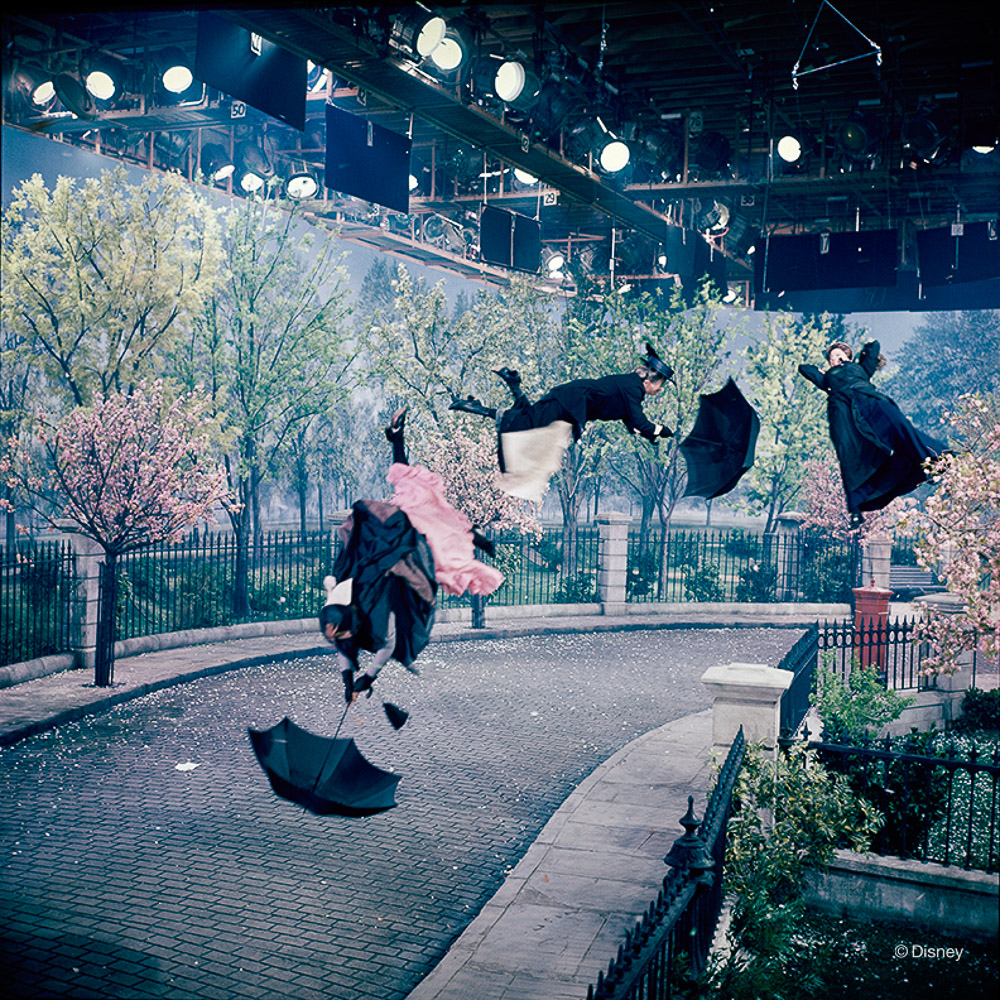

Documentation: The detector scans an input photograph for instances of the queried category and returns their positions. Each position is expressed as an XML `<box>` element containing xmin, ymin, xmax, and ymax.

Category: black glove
<box><xmin>657</xmin><ymin>424</ymin><xmax>674</xmax><ymax>439</ymax></box>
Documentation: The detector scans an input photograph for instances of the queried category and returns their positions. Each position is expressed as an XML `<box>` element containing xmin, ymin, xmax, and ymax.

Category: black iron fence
<box><xmin>0</xmin><ymin>523</ymin><xmax>904</xmax><ymax>670</ymax></box>
<box><xmin>587</xmin><ymin>727</ymin><xmax>747</xmax><ymax>1000</ymax></box>
<box><xmin>0</xmin><ymin>540</ymin><xmax>76</xmax><ymax>665</ymax></box>
<box><xmin>818</xmin><ymin>616</ymin><xmax>936</xmax><ymax>691</ymax></box>
<box><xmin>451</xmin><ymin>524</ymin><xmax>601</xmax><ymax>609</ymax></box>
<box><xmin>778</xmin><ymin>623</ymin><xmax>821</xmax><ymax>740</ymax></box>
<box><xmin>627</xmin><ymin>527</ymin><xmax>859</xmax><ymax>604</ymax></box>
<box><xmin>808</xmin><ymin>735</ymin><xmax>1000</xmax><ymax>872</ymax></box>
<box><xmin>116</xmin><ymin>530</ymin><xmax>335</xmax><ymax>639</ymax></box>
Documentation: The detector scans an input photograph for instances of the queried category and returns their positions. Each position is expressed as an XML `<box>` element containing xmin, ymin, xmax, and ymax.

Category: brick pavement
<box><xmin>0</xmin><ymin>613</ymin><xmax>810</xmax><ymax>999</ymax></box>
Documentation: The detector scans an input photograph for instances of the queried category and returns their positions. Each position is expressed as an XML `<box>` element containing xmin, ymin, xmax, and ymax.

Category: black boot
<box><xmin>472</xmin><ymin>529</ymin><xmax>495</xmax><ymax>558</ymax></box>
<box><xmin>449</xmin><ymin>396</ymin><xmax>497</xmax><ymax>419</ymax></box>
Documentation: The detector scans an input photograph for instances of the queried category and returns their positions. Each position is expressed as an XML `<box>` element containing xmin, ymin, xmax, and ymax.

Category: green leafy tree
<box><xmin>182</xmin><ymin>196</ymin><xmax>353</xmax><ymax>616</ymax></box>
<box><xmin>360</xmin><ymin>267</ymin><xmax>552</xmax><ymax>534</ymax></box>
<box><xmin>881</xmin><ymin>309</ymin><xmax>1000</xmax><ymax>436</ymax></box>
<box><xmin>1</xmin><ymin>168</ymin><xmax>222</xmax><ymax>408</ymax></box>
<box><xmin>740</xmin><ymin>312</ymin><xmax>840</xmax><ymax>531</ymax></box>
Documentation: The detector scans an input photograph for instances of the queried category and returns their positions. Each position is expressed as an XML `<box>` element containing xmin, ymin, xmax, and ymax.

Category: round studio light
<box><xmin>240</xmin><ymin>171</ymin><xmax>265</xmax><ymax>194</ymax></box>
<box><xmin>777</xmin><ymin>134</ymin><xmax>802</xmax><ymax>163</ymax></box>
<box><xmin>162</xmin><ymin>64</ymin><xmax>193</xmax><ymax>95</ymax></box>
<box><xmin>545</xmin><ymin>251</ymin><xmax>566</xmax><ymax>273</ymax></box>
<box><xmin>600</xmin><ymin>139</ymin><xmax>630</xmax><ymax>173</ymax></box>
<box><xmin>495</xmin><ymin>61</ymin><xmax>525</xmax><ymax>103</ymax></box>
<box><xmin>32</xmin><ymin>79</ymin><xmax>56</xmax><ymax>106</ymax></box>
<box><xmin>431</xmin><ymin>36</ymin><xmax>464</xmax><ymax>72</ymax></box>
<box><xmin>416</xmin><ymin>16</ymin><xmax>446</xmax><ymax>58</ymax></box>
<box><xmin>85</xmin><ymin>69</ymin><xmax>116</xmax><ymax>101</ymax></box>
<box><xmin>285</xmin><ymin>173</ymin><xmax>318</xmax><ymax>199</ymax></box>
<box><xmin>408</xmin><ymin>173</ymin><xmax>420</xmax><ymax>191</ymax></box>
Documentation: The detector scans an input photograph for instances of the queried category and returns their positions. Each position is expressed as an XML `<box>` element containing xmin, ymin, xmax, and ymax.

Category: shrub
<box><xmin>952</xmin><ymin>687</ymin><xmax>1000</xmax><ymax>734</ymax></box>
<box><xmin>684</xmin><ymin>562</ymin><xmax>724</xmax><ymax>602</ymax></box>
<box><xmin>704</xmin><ymin>742</ymin><xmax>881</xmax><ymax>999</ymax></box>
<box><xmin>812</xmin><ymin>656</ymin><xmax>912</xmax><ymax>744</ymax></box>
<box><xmin>554</xmin><ymin>571</ymin><xmax>598</xmax><ymax>604</ymax></box>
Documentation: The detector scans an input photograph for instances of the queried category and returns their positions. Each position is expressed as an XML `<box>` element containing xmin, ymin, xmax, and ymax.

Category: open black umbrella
<box><xmin>680</xmin><ymin>378</ymin><xmax>760</xmax><ymax>499</ymax></box>
<box><xmin>248</xmin><ymin>716</ymin><xmax>400</xmax><ymax>816</ymax></box>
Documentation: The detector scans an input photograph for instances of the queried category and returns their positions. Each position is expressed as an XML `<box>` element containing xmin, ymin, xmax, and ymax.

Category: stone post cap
<box><xmin>594</xmin><ymin>511</ymin><xmax>631</xmax><ymax>524</ymax></box>
<box><xmin>700</xmin><ymin>661</ymin><xmax>794</xmax><ymax>694</ymax></box>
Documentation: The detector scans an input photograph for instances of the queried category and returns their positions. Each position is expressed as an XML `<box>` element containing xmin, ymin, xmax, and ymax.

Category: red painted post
<box><xmin>852</xmin><ymin>585</ymin><xmax>892</xmax><ymax>671</ymax></box>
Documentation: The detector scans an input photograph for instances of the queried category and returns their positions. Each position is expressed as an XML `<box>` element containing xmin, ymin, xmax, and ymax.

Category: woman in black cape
<box><xmin>798</xmin><ymin>340</ymin><xmax>946</xmax><ymax>524</ymax></box>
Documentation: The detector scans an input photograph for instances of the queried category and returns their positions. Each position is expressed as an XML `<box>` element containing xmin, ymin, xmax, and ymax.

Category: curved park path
<box><xmin>0</xmin><ymin>627</ymin><xmax>797</xmax><ymax>999</ymax></box>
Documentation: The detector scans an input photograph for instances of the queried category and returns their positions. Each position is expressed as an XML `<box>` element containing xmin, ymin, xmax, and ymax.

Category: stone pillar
<box><xmin>853</xmin><ymin>585</ymin><xmax>892</xmax><ymax>671</ymax></box>
<box><xmin>914</xmin><ymin>592</ymin><xmax>976</xmax><ymax>720</ymax></box>
<box><xmin>861</xmin><ymin>536</ymin><xmax>892</xmax><ymax>591</ymax></box>
<box><xmin>774</xmin><ymin>511</ymin><xmax>804</xmax><ymax>600</ymax></box>
<box><xmin>53</xmin><ymin>522</ymin><xmax>104</xmax><ymax>670</ymax></box>
<box><xmin>596</xmin><ymin>512</ymin><xmax>630</xmax><ymax>614</ymax></box>
<box><xmin>700</xmin><ymin>662</ymin><xmax>793</xmax><ymax>751</ymax></box>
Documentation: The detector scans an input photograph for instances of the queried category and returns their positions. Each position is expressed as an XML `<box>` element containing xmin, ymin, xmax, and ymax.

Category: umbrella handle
<box><xmin>332</xmin><ymin>700</ymin><xmax>351</xmax><ymax>740</ymax></box>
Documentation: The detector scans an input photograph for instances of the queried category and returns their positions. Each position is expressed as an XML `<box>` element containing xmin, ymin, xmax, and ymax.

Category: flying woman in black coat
<box><xmin>449</xmin><ymin>344</ymin><xmax>675</xmax><ymax>501</ymax></box>
<box><xmin>798</xmin><ymin>340</ymin><xmax>946</xmax><ymax>524</ymax></box>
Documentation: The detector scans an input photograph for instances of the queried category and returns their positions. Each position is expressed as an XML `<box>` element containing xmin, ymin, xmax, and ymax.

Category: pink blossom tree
<box><xmin>6</xmin><ymin>381</ymin><xmax>231</xmax><ymax>686</ymax></box>
<box><xmin>800</xmin><ymin>457</ymin><xmax>915</xmax><ymax>544</ymax></box>
<box><xmin>898</xmin><ymin>393</ymin><xmax>1000</xmax><ymax>674</ymax></box>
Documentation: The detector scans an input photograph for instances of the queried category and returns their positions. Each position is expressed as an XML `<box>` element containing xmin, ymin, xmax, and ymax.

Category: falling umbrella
<box><xmin>248</xmin><ymin>716</ymin><xmax>400</xmax><ymax>817</ymax></box>
<box><xmin>680</xmin><ymin>378</ymin><xmax>760</xmax><ymax>499</ymax></box>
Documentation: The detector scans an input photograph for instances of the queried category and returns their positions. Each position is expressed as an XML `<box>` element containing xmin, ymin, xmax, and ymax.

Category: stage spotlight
<box><xmin>156</xmin><ymin>47</ymin><xmax>193</xmax><ymax>94</ymax></box>
<box><xmin>599</xmin><ymin>138</ymin><xmax>630</xmax><ymax>173</ymax></box>
<box><xmin>236</xmin><ymin>139</ymin><xmax>273</xmax><ymax>194</ymax></box>
<box><xmin>902</xmin><ymin>108</ymin><xmax>952</xmax><ymax>165</ymax></box>
<box><xmin>776</xmin><ymin>134</ymin><xmax>802</xmax><ymax>163</ymax></box>
<box><xmin>306</xmin><ymin>60</ymin><xmax>329</xmax><ymax>94</ymax></box>
<box><xmin>694</xmin><ymin>131</ymin><xmax>731</xmax><ymax>176</ymax></box>
<box><xmin>9</xmin><ymin>63</ymin><xmax>56</xmax><ymax>110</ymax></box>
<box><xmin>837</xmin><ymin>109</ymin><xmax>880</xmax><ymax>163</ymax></box>
<box><xmin>154</xmin><ymin>131</ymin><xmax>191</xmax><ymax>167</ymax></box>
<box><xmin>512</xmin><ymin>168</ymin><xmax>538</xmax><ymax>186</ymax></box>
<box><xmin>200</xmin><ymin>142</ymin><xmax>235</xmax><ymax>183</ymax></box>
<box><xmin>473</xmin><ymin>55</ymin><xmax>539</xmax><ymax>110</ymax></box>
<box><xmin>390</xmin><ymin>9</ymin><xmax>446</xmax><ymax>60</ymax></box>
<box><xmin>284</xmin><ymin>165</ymin><xmax>319</xmax><ymax>200</ymax></box>
<box><xmin>639</xmin><ymin>124</ymin><xmax>683</xmax><ymax>181</ymax></box>
<box><xmin>54</xmin><ymin>71</ymin><xmax>94</xmax><ymax>119</ymax></box>
<box><xmin>84</xmin><ymin>54</ymin><xmax>122</xmax><ymax>102</ymax></box>
<box><xmin>697</xmin><ymin>200</ymin><xmax>730</xmax><ymax>234</ymax></box>
<box><xmin>430</xmin><ymin>29</ymin><xmax>469</xmax><ymax>73</ymax></box>
<box><xmin>541</xmin><ymin>247</ymin><xmax>566</xmax><ymax>275</ymax></box>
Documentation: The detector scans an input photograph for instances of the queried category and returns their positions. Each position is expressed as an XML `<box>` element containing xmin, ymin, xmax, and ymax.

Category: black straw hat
<box><xmin>644</xmin><ymin>342</ymin><xmax>674</xmax><ymax>382</ymax></box>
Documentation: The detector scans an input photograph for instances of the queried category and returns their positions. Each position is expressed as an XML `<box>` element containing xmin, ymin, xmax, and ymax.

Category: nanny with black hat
<box><xmin>450</xmin><ymin>343</ymin><xmax>675</xmax><ymax>501</ymax></box>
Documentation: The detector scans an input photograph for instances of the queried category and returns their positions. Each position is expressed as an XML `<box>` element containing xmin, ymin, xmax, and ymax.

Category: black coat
<box><xmin>331</xmin><ymin>499</ymin><xmax>436</xmax><ymax>669</ymax></box>
<box><xmin>502</xmin><ymin>372</ymin><xmax>660</xmax><ymax>442</ymax></box>
<box><xmin>799</xmin><ymin>341</ymin><xmax>945</xmax><ymax>511</ymax></box>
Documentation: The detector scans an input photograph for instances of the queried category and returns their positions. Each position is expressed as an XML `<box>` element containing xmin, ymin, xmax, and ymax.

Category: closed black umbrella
<box><xmin>248</xmin><ymin>716</ymin><xmax>400</xmax><ymax>816</ymax></box>
<box><xmin>680</xmin><ymin>378</ymin><xmax>760</xmax><ymax>500</ymax></box>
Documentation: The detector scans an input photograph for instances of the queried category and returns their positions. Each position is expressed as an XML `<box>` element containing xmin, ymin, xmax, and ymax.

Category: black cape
<box><xmin>799</xmin><ymin>341</ymin><xmax>946</xmax><ymax>512</ymax></box>
<box><xmin>331</xmin><ymin>499</ymin><xmax>436</xmax><ymax>669</ymax></box>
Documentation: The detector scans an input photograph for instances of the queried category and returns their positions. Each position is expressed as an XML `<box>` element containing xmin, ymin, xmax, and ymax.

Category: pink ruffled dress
<box><xmin>386</xmin><ymin>463</ymin><xmax>504</xmax><ymax>598</ymax></box>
